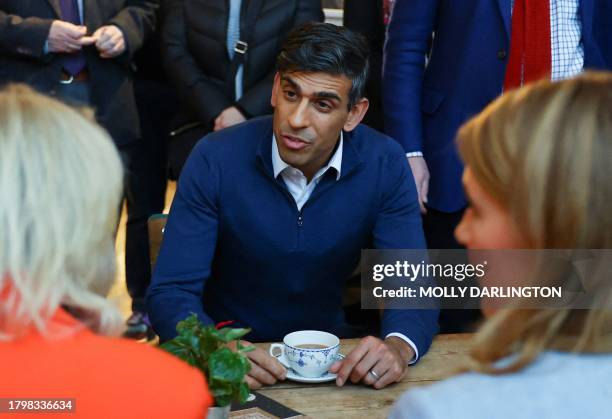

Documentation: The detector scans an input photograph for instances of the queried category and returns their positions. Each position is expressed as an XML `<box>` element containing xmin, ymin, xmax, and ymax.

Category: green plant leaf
<box><xmin>161</xmin><ymin>314</ymin><xmax>252</xmax><ymax>407</ymax></box>
<box><xmin>209</xmin><ymin>348</ymin><xmax>250</xmax><ymax>382</ymax></box>
<box><xmin>238</xmin><ymin>382</ymin><xmax>250</xmax><ymax>404</ymax></box>
<box><xmin>159</xmin><ymin>339</ymin><xmax>186</xmax><ymax>355</ymax></box>
<box><xmin>217</xmin><ymin>327</ymin><xmax>252</xmax><ymax>342</ymax></box>
<box><xmin>238</xmin><ymin>345</ymin><xmax>256</xmax><ymax>354</ymax></box>
<box><xmin>176</xmin><ymin>313</ymin><xmax>200</xmax><ymax>333</ymax></box>
<box><xmin>210</xmin><ymin>380</ymin><xmax>233</xmax><ymax>407</ymax></box>
<box><xmin>200</xmin><ymin>328</ymin><xmax>222</xmax><ymax>354</ymax></box>
<box><xmin>240</xmin><ymin>355</ymin><xmax>252</xmax><ymax>373</ymax></box>
<box><xmin>210</xmin><ymin>380</ymin><xmax>232</xmax><ymax>397</ymax></box>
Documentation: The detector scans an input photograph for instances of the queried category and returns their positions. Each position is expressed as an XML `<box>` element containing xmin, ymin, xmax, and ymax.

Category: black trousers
<box><xmin>120</xmin><ymin>141</ymin><xmax>165</xmax><ymax>313</ymax></box>
<box><xmin>124</xmin><ymin>78</ymin><xmax>179</xmax><ymax>313</ymax></box>
<box><xmin>423</xmin><ymin>206</ymin><xmax>483</xmax><ymax>333</ymax></box>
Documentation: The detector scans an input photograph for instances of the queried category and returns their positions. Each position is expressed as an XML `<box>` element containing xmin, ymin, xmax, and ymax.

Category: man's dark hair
<box><xmin>276</xmin><ymin>22</ymin><xmax>370</xmax><ymax>109</ymax></box>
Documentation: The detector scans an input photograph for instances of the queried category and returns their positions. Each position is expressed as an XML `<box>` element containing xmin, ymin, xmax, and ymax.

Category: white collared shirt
<box><xmin>272</xmin><ymin>133</ymin><xmax>343</xmax><ymax>211</ymax></box>
<box><xmin>77</xmin><ymin>0</ymin><xmax>84</xmax><ymax>22</ymax></box>
<box><xmin>271</xmin><ymin>134</ymin><xmax>420</xmax><ymax>364</ymax></box>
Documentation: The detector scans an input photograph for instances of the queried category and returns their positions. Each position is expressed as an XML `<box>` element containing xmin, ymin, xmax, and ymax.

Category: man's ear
<box><xmin>343</xmin><ymin>98</ymin><xmax>369</xmax><ymax>132</ymax></box>
<box><xmin>271</xmin><ymin>72</ymin><xmax>281</xmax><ymax>108</ymax></box>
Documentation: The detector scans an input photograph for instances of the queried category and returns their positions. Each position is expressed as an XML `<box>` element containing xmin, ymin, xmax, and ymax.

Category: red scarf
<box><xmin>383</xmin><ymin>0</ymin><xmax>394</xmax><ymax>25</ymax></box>
<box><xmin>503</xmin><ymin>0</ymin><xmax>552</xmax><ymax>90</ymax></box>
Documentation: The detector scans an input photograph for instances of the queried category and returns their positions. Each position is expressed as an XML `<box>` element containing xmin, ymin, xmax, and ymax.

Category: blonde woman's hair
<box><xmin>0</xmin><ymin>84</ymin><xmax>124</xmax><ymax>340</ymax></box>
<box><xmin>457</xmin><ymin>71</ymin><xmax>612</xmax><ymax>374</ymax></box>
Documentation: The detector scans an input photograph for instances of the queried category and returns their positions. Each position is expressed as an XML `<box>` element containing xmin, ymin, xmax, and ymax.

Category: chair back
<box><xmin>147</xmin><ymin>213</ymin><xmax>168</xmax><ymax>271</ymax></box>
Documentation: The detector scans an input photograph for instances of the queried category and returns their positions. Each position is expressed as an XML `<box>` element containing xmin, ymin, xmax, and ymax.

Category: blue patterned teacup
<box><xmin>269</xmin><ymin>330</ymin><xmax>340</xmax><ymax>378</ymax></box>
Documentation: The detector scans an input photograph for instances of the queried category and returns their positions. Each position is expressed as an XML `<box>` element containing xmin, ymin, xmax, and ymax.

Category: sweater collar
<box><xmin>256</xmin><ymin>118</ymin><xmax>363</xmax><ymax>180</ymax></box>
<box><xmin>271</xmin><ymin>133</ymin><xmax>343</xmax><ymax>181</ymax></box>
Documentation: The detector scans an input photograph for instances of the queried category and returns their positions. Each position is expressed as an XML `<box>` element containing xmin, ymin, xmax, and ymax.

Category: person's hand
<box><xmin>89</xmin><ymin>25</ymin><xmax>126</xmax><ymax>58</ymax></box>
<box><xmin>46</xmin><ymin>20</ymin><xmax>92</xmax><ymax>53</ymax></box>
<box><xmin>407</xmin><ymin>156</ymin><xmax>430</xmax><ymax>214</ymax></box>
<box><xmin>329</xmin><ymin>336</ymin><xmax>413</xmax><ymax>390</ymax></box>
<box><xmin>228</xmin><ymin>340</ymin><xmax>287</xmax><ymax>390</ymax></box>
<box><xmin>214</xmin><ymin>106</ymin><xmax>246</xmax><ymax>131</ymax></box>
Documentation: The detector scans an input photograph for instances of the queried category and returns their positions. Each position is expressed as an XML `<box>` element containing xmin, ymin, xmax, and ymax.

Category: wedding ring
<box><xmin>369</xmin><ymin>369</ymin><xmax>380</xmax><ymax>380</ymax></box>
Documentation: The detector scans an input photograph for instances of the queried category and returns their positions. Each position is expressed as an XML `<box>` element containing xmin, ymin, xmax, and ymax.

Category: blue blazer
<box><xmin>147</xmin><ymin>116</ymin><xmax>438</xmax><ymax>356</ymax></box>
<box><xmin>383</xmin><ymin>0</ymin><xmax>612</xmax><ymax>212</ymax></box>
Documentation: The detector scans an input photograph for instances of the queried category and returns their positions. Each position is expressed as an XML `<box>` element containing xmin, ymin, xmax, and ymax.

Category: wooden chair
<box><xmin>147</xmin><ymin>213</ymin><xmax>168</xmax><ymax>271</ymax></box>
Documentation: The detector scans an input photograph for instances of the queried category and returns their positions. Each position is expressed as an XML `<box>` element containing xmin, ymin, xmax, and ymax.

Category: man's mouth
<box><xmin>282</xmin><ymin>134</ymin><xmax>310</xmax><ymax>151</ymax></box>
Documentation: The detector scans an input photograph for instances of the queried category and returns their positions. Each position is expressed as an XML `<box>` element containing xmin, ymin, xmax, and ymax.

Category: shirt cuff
<box><xmin>43</xmin><ymin>40</ymin><xmax>50</xmax><ymax>55</ymax></box>
<box><xmin>385</xmin><ymin>332</ymin><xmax>419</xmax><ymax>365</ymax></box>
<box><xmin>405</xmin><ymin>151</ymin><xmax>424</xmax><ymax>158</ymax></box>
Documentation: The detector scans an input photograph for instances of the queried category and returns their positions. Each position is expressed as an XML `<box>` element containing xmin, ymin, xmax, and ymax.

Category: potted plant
<box><xmin>161</xmin><ymin>314</ymin><xmax>254</xmax><ymax>419</ymax></box>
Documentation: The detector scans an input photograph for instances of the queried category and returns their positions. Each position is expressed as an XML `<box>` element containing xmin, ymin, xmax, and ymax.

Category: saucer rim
<box><xmin>284</xmin><ymin>354</ymin><xmax>345</xmax><ymax>383</ymax></box>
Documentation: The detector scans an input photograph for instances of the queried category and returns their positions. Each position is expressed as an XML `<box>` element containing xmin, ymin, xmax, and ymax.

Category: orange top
<box><xmin>0</xmin><ymin>308</ymin><xmax>213</xmax><ymax>418</ymax></box>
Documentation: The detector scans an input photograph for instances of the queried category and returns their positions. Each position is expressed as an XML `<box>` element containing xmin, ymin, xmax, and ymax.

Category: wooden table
<box><xmin>255</xmin><ymin>334</ymin><xmax>473</xmax><ymax>418</ymax></box>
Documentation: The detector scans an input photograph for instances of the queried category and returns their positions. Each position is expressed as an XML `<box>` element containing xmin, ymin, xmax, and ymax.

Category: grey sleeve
<box><xmin>387</xmin><ymin>389</ymin><xmax>437</xmax><ymax>419</ymax></box>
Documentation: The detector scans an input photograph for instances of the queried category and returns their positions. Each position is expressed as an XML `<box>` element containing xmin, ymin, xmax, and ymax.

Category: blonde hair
<box><xmin>457</xmin><ymin>72</ymin><xmax>612</xmax><ymax>373</ymax></box>
<box><xmin>0</xmin><ymin>84</ymin><xmax>124</xmax><ymax>340</ymax></box>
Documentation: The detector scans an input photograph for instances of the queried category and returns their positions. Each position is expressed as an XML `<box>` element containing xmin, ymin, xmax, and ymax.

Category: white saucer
<box><xmin>285</xmin><ymin>354</ymin><xmax>345</xmax><ymax>383</ymax></box>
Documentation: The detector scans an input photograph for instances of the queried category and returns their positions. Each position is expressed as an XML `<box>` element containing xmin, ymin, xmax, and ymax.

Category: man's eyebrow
<box><xmin>281</xmin><ymin>75</ymin><xmax>342</xmax><ymax>102</ymax></box>
<box><xmin>315</xmin><ymin>91</ymin><xmax>342</xmax><ymax>102</ymax></box>
<box><xmin>281</xmin><ymin>75</ymin><xmax>301</xmax><ymax>93</ymax></box>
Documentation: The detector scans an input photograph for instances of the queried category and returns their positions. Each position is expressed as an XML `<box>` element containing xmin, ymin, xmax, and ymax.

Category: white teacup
<box><xmin>269</xmin><ymin>330</ymin><xmax>340</xmax><ymax>378</ymax></box>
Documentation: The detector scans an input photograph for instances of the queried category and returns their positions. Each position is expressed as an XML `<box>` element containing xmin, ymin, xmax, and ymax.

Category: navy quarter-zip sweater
<box><xmin>147</xmin><ymin>116</ymin><xmax>438</xmax><ymax>357</ymax></box>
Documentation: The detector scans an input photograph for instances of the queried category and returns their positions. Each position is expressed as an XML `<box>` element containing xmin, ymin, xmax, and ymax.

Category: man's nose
<box><xmin>288</xmin><ymin>99</ymin><xmax>310</xmax><ymax>129</ymax></box>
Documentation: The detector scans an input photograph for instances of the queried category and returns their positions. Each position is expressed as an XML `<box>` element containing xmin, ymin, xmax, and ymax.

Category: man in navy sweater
<box><xmin>147</xmin><ymin>22</ymin><xmax>438</xmax><ymax>390</ymax></box>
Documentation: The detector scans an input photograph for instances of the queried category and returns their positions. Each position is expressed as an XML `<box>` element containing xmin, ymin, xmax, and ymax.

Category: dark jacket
<box><xmin>343</xmin><ymin>0</ymin><xmax>385</xmax><ymax>131</ymax></box>
<box><xmin>162</xmin><ymin>0</ymin><xmax>323</xmax><ymax>127</ymax></box>
<box><xmin>0</xmin><ymin>0</ymin><xmax>158</xmax><ymax>146</ymax></box>
<box><xmin>383</xmin><ymin>0</ymin><xmax>612</xmax><ymax>212</ymax></box>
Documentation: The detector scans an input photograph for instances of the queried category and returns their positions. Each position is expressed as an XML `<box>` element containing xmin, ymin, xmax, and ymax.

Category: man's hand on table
<box><xmin>229</xmin><ymin>340</ymin><xmax>287</xmax><ymax>390</ymax></box>
<box><xmin>329</xmin><ymin>336</ymin><xmax>413</xmax><ymax>389</ymax></box>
